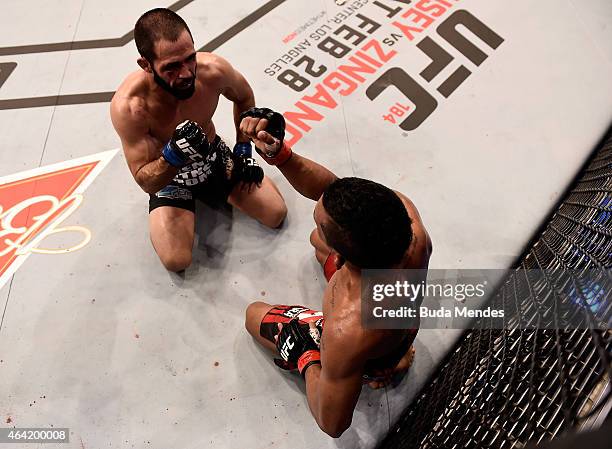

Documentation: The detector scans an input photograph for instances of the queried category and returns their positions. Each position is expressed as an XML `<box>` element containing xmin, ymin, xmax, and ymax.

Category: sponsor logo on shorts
<box><xmin>155</xmin><ymin>185</ymin><xmax>193</xmax><ymax>201</ymax></box>
<box><xmin>0</xmin><ymin>150</ymin><xmax>118</xmax><ymax>289</ymax></box>
<box><xmin>283</xmin><ymin>307</ymin><xmax>311</xmax><ymax>318</ymax></box>
<box><xmin>173</xmin><ymin>140</ymin><xmax>233</xmax><ymax>187</ymax></box>
<box><xmin>297</xmin><ymin>311</ymin><xmax>324</xmax><ymax>322</ymax></box>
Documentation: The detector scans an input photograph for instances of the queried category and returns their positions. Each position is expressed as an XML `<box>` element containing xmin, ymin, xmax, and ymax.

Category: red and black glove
<box><xmin>275</xmin><ymin>318</ymin><xmax>321</xmax><ymax>377</ymax></box>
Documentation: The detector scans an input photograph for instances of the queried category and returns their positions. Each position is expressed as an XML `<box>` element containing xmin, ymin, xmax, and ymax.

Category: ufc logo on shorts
<box><xmin>280</xmin><ymin>335</ymin><xmax>295</xmax><ymax>360</ymax></box>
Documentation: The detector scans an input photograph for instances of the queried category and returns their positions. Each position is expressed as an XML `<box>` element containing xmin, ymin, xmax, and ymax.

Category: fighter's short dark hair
<box><xmin>134</xmin><ymin>8</ymin><xmax>193</xmax><ymax>62</ymax></box>
<box><xmin>322</xmin><ymin>177</ymin><xmax>413</xmax><ymax>268</ymax></box>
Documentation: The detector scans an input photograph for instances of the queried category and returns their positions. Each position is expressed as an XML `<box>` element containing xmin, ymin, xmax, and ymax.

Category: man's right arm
<box><xmin>133</xmin><ymin>155</ymin><xmax>178</xmax><ymax>194</ymax></box>
<box><xmin>276</xmin><ymin>151</ymin><xmax>337</xmax><ymax>202</ymax></box>
<box><xmin>110</xmin><ymin>99</ymin><xmax>178</xmax><ymax>194</ymax></box>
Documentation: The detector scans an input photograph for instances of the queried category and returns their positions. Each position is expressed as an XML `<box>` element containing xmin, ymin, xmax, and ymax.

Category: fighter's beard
<box><xmin>152</xmin><ymin>69</ymin><xmax>196</xmax><ymax>100</ymax></box>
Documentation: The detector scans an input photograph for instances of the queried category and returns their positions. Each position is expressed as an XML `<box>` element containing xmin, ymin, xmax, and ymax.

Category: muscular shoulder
<box><xmin>110</xmin><ymin>72</ymin><xmax>150</xmax><ymax>136</ymax></box>
<box><xmin>196</xmin><ymin>52</ymin><xmax>251</xmax><ymax>102</ymax></box>
<box><xmin>196</xmin><ymin>52</ymin><xmax>236</xmax><ymax>87</ymax></box>
<box><xmin>394</xmin><ymin>191</ymin><xmax>423</xmax><ymax>223</ymax></box>
<box><xmin>394</xmin><ymin>190</ymin><xmax>433</xmax><ymax>260</ymax></box>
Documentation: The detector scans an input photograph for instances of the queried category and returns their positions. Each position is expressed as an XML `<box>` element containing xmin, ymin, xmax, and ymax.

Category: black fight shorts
<box><xmin>149</xmin><ymin>136</ymin><xmax>236</xmax><ymax>213</ymax></box>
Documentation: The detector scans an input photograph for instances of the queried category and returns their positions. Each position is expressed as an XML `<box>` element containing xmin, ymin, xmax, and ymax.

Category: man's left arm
<box><xmin>215</xmin><ymin>55</ymin><xmax>255</xmax><ymax>146</ymax></box>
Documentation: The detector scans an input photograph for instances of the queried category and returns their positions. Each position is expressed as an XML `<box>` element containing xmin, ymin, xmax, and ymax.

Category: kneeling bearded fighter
<box><xmin>241</xmin><ymin>108</ymin><xmax>432</xmax><ymax>437</ymax></box>
<box><xmin>111</xmin><ymin>9</ymin><xmax>287</xmax><ymax>272</ymax></box>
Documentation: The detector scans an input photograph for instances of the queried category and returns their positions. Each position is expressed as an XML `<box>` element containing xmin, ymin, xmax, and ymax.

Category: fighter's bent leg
<box><xmin>245</xmin><ymin>301</ymin><xmax>278</xmax><ymax>353</ymax></box>
<box><xmin>149</xmin><ymin>206</ymin><xmax>195</xmax><ymax>272</ymax></box>
<box><xmin>228</xmin><ymin>176</ymin><xmax>287</xmax><ymax>228</ymax></box>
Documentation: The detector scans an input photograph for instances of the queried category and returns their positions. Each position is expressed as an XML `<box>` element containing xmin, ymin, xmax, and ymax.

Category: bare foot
<box><xmin>396</xmin><ymin>345</ymin><xmax>416</xmax><ymax>371</ymax></box>
<box><xmin>367</xmin><ymin>346</ymin><xmax>415</xmax><ymax>389</ymax></box>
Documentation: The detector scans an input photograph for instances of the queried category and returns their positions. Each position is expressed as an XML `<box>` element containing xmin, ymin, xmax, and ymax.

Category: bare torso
<box><xmin>111</xmin><ymin>53</ymin><xmax>225</xmax><ymax>176</ymax></box>
<box><xmin>135</xmin><ymin>73</ymin><xmax>220</xmax><ymax>145</ymax></box>
<box><xmin>318</xmin><ymin>193</ymin><xmax>432</xmax><ymax>374</ymax></box>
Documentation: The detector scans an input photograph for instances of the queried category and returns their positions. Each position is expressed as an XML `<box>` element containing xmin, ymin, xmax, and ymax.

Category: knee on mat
<box><xmin>160</xmin><ymin>252</ymin><xmax>192</xmax><ymax>272</ymax></box>
<box><xmin>262</xmin><ymin>203</ymin><xmax>287</xmax><ymax>229</ymax></box>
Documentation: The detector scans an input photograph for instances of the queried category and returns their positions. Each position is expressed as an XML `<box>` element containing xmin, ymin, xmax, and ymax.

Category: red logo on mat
<box><xmin>0</xmin><ymin>150</ymin><xmax>117</xmax><ymax>289</ymax></box>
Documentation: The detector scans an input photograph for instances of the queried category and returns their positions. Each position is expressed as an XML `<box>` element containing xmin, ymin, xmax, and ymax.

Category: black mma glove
<box><xmin>239</xmin><ymin>107</ymin><xmax>293</xmax><ymax>166</ymax></box>
<box><xmin>162</xmin><ymin>120</ymin><xmax>209</xmax><ymax>168</ymax></box>
<box><xmin>233</xmin><ymin>141</ymin><xmax>253</xmax><ymax>158</ymax></box>
<box><xmin>231</xmin><ymin>155</ymin><xmax>264</xmax><ymax>186</ymax></box>
<box><xmin>275</xmin><ymin>318</ymin><xmax>321</xmax><ymax>377</ymax></box>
